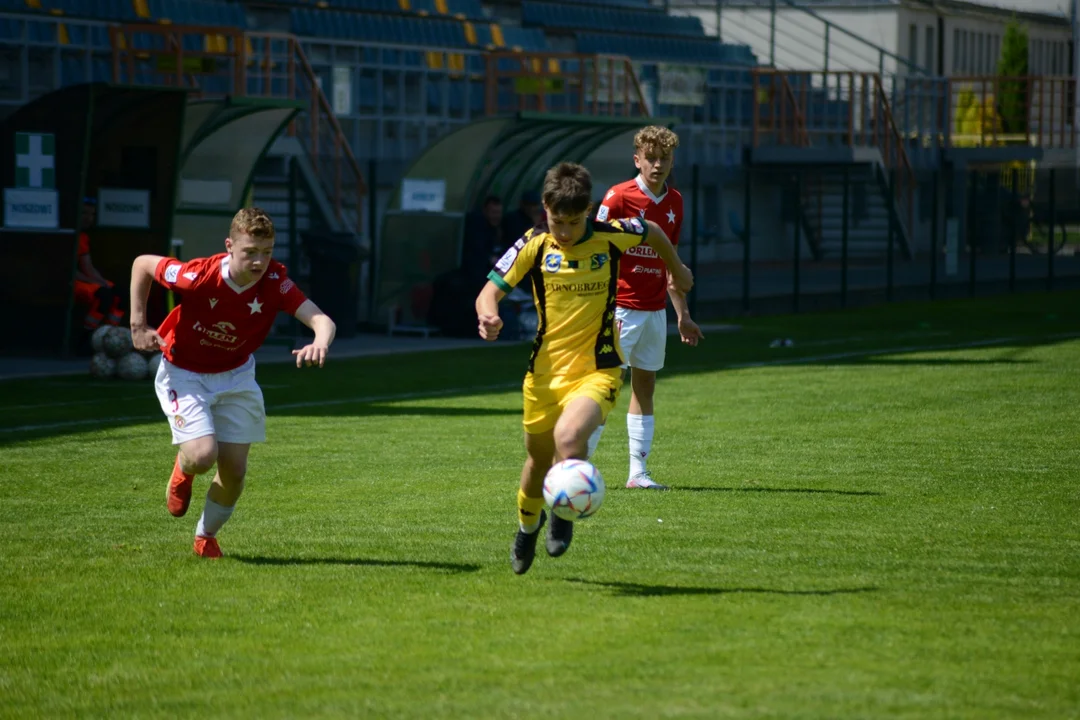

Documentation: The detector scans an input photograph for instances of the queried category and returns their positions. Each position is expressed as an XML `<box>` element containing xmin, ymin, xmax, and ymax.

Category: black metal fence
<box><xmin>680</xmin><ymin>163</ymin><xmax>1080</xmax><ymax>319</ymax></box>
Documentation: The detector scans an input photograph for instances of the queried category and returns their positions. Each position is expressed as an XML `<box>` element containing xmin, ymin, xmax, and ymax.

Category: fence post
<box><xmin>1048</xmin><ymin>167</ymin><xmax>1056</xmax><ymax>290</ymax></box>
<box><xmin>841</xmin><ymin>164</ymin><xmax>850</xmax><ymax>307</ymax></box>
<box><xmin>690</xmin><ymin>163</ymin><xmax>700</xmax><ymax>318</ymax></box>
<box><xmin>929</xmin><ymin>168</ymin><xmax>939</xmax><ymax>300</ymax></box>
<box><xmin>367</xmin><ymin>158</ymin><xmax>379</xmax><ymax>325</ymax></box>
<box><xmin>288</xmin><ymin>157</ymin><xmax>300</xmax><ymax>339</ymax></box>
<box><xmin>769</xmin><ymin>0</ymin><xmax>777</xmax><ymax>67</ymax></box>
<box><xmin>887</xmin><ymin>167</ymin><xmax>895</xmax><ymax>302</ymax></box>
<box><xmin>742</xmin><ymin>160</ymin><xmax>752</xmax><ymax>313</ymax></box>
<box><xmin>792</xmin><ymin>172</ymin><xmax>801</xmax><ymax>313</ymax></box>
<box><xmin>824</xmin><ymin>25</ymin><xmax>830</xmax><ymax>72</ymax></box>
<box><xmin>1009</xmin><ymin>167</ymin><xmax>1017</xmax><ymax>292</ymax></box>
<box><xmin>968</xmin><ymin>172</ymin><xmax>977</xmax><ymax>297</ymax></box>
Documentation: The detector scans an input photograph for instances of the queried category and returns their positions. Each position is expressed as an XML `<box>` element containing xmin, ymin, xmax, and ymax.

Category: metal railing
<box><xmin>751</xmin><ymin>69</ymin><xmax>916</xmax><ymax>240</ymax></box>
<box><xmin>484</xmin><ymin>51</ymin><xmax>650</xmax><ymax>116</ymax></box>
<box><xmin>944</xmin><ymin>75</ymin><xmax>1077</xmax><ymax>149</ymax></box>
<box><xmin>110</xmin><ymin>23</ymin><xmax>367</xmax><ymax>234</ymax></box>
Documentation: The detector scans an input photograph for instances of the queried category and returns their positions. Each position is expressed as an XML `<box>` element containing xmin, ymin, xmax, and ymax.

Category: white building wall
<box><xmin>681</xmin><ymin>2</ymin><xmax>1071</xmax><ymax>78</ymax></box>
<box><xmin>686</xmin><ymin>7</ymin><xmax>902</xmax><ymax>74</ymax></box>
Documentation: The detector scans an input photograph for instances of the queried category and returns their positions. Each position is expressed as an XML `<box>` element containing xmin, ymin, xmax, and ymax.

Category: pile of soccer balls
<box><xmin>89</xmin><ymin>326</ymin><xmax>162</xmax><ymax>381</ymax></box>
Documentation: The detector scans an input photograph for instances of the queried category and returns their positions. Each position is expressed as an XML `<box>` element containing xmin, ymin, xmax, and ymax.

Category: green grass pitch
<box><xmin>1</xmin><ymin>291</ymin><xmax>1078</xmax><ymax>718</ymax></box>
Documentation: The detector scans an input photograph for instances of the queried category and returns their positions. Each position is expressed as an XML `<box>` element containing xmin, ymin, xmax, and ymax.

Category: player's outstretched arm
<box><xmin>667</xmin><ymin>285</ymin><xmax>704</xmax><ymax>347</ymax></box>
<box><xmin>475</xmin><ymin>280</ymin><xmax>506</xmax><ymax>342</ymax></box>
<box><xmin>129</xmin><ymin>254</ymin><xmax>168</xmax><ymax>352</ymax></box>
<box><xmin>292</xmin><ymin>300</ymin><xmax>336</xmax><ymax>368</ymax></box>
<box><xmin>643</xmin><ymin>220</ymin><xmax>693</xmax><ymax>293</ymax></box>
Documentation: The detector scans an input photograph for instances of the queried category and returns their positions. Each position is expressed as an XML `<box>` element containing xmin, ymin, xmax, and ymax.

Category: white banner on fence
<box><xmin>99</xmin><ymin>188</ymin><xmax>150</xmax><ymax>228</ymax></box>
<box><xmin>333</xmin><ymin>66</ymin><xmax>351</xmax><ymax>116</ymax></box>
<box><xmin>657</xmin><ymin>64</ymin><xmax>705</xmax><ymax>106</ymax></box>
<box><xmin>4</xmin><ymin>187</ymin><xmax>58</xmax><ymax>228</ymax></box>
<box><xmin>401</xmin><ymin>179</ymin><xmax>446</xmax><ymax>212</ymax></box>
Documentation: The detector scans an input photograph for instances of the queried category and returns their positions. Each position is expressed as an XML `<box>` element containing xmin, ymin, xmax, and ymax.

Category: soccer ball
<box><xmin>543</xmin><ymin>459</ymin><xmax>605</xmax><ymax>521</ymax></box>
<box><xmin>90</xmin><ymin>325</ymin><xmax>112</xmax><ymax>353</ymax></box>
<box><xmin>117</xmin><ymin>351</ymin><xmax>149</xmax><ymax>381</ymax></box>
<box><xmin>102</xmin><ymin>327</ymin><xmax>133</xmax><ymax>358</ymax></box>
<box><xmin>146</xmin><ymin>352</ymin><xmax>162</xmax><ymax>378</ymax></box>
<box><xmin>89</xmin><ymin>352</ymin><xmax>117</xmax><ymax>379</ymax></box>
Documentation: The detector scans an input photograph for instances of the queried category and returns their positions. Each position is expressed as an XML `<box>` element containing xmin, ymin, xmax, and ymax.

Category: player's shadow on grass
<box><xmin>675</xmin><ymin>485</ymin><xmax>882</xmax><ymax>497</ymax></box>
<box><xmin>849</xmin><ymin>357</ymin><xmax>1035</xmax><ymax>366</ymax></box>
<box><xmin>232</xmin><ymin>555</ymin><xmax>481</xmax><ymax>573</ymax></box>
<box><xmin>567</xmin><ymin>578</ymin><xmax>878</xmax><ymax>598</ymax></box>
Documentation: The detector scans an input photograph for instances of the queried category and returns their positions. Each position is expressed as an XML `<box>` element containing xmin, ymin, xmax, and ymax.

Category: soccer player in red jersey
<box><xmin>588</xmin><ymin>126</ymin><xmax>704</xmax><ymax>490</ymax></box>
<box><xmin>128</xmin><ymin>207</ymin><xmax>336</xmax><ymax>558</ymax></box>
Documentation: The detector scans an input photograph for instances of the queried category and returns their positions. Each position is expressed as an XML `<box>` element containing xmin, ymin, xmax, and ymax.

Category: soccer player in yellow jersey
<box><xmin>475</xmin><ymin>162</ymin><xmax>693</xmax><ymax>575</ymax></box>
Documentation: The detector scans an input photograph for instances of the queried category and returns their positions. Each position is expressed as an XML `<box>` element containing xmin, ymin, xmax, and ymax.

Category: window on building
<box><xmin>977</xmin><ymin>33</ymin><xmax>985</xmax><ymax>74</ymax></box>
<box><xmin>925</xmin><ymin>26</ymin><xmax>935</xmax><ymax>71</ymax></box>
<box><xmin>1052</xmin><ymin>42</ymin><xmax>1059</xmax><ymax>75</ymax></box>
<box><xmin>960</xmin><ymin>30</ymin><xmax>968</xmax><ymax>73</ymax></box>
<box><xmin>909</xmin><ymin>24</ymin><xmax>918</xmax><ymax>67</ymax></box>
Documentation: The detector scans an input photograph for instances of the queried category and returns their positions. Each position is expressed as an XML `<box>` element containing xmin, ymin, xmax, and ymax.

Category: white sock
<box><xmin>586</xmin><ymin>424</ymin><xmax>605</xmax><ymax>459</ymax></box>
<box><xmin>195</xmin><ymin>496</ymin><xmax>235</xmax><ymax>538</ymax></box>
<box><xmin>627</xmin><ymin>413</ymin><xmax>655</xmax><ymax>477</ymax></box>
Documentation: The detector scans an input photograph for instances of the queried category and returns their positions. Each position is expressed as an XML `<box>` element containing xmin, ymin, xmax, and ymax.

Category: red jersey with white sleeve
<box><xmin>595</xmin><ymin>176</ymin><xmax>683</xmax><ymax>311</ymax></box>
<box><xmin>153</xmin><ymin>254</ymin><xmax>307</xmax><ymax>374</ymax></box>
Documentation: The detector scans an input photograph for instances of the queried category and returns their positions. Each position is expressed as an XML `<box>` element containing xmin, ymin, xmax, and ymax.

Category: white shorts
<box><xmin>154</xmin><ymin>356</ymin><xmax>266</xmax><ymax>445</ymax></box>
<box><xmin>616</xmin><ymin>307</ymin><xmax>667</xmax><ymax>372</ymax></box>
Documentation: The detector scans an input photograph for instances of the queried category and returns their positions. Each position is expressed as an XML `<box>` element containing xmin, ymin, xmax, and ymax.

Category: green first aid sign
<box><xmin>15</xmin><ymin>132</ymin><xmax>55</xmax><ymax>189</ymax></box>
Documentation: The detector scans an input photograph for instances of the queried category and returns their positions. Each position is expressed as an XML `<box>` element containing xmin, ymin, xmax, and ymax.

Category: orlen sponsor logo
<box><xmin>192</xmin><ymin>320</ymin><xmax>239</xmax><ymax>345</ymax></box>
<box><xmin>625</xmin><ymin>245</ymin><xmax>658</xmax><ymax>258</ymax></box>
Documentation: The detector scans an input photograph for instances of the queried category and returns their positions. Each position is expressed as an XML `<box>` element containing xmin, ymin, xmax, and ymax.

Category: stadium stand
<box><xmin>521</xmin><ymin>1</ymin><xmax>704</xmax><ymax>38</ymax></box>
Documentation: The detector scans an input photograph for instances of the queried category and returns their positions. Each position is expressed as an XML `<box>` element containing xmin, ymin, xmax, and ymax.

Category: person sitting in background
<box><xmin>461</xmin><ymin>195</ymin><xmax>505</xmax><ymax>283</ymax></box>
<box><xmin>73</xmin><ymin>196</ymin><xmax>124</xmax><ymax>331</ymax></box>
<box><xmin>502</xmin><ymin>189</ymin><xmax>543</xmax><ymax>244</ymax></box>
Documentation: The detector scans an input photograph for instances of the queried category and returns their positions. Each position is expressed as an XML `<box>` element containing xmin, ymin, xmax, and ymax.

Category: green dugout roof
<box><xmin>377</xmin><ymin>113</ymin><xmax>675</xmax><ymax>326</ymax></box>
<box><xmin>172</xmin><ymin>96</ymin><xmax>304</xmax><ymax>260</ymax></box>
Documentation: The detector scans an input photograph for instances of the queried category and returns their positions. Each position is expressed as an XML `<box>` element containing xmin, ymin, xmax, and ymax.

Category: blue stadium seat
<box><xmin>92</xmin><ymin>56</ymin><xmax>111</xmax><ymax>81</ymax></box>
<box><xmin>447</xmin><ymin>0</ymin><xmax>483</xmax><ymax>19</ymax></box>
<box><xmin>28</xmin><ymin>20</ymin><xmax>56</xmax><ymax>44</ymax></box>
<box><xmin>522</xmin><ymin>1</ymin><xmax>701</xmax><ymax>37</ymax></box>
<box><xmin>61</xmin><ymin>55</ymin><xmax>89</xmax><ymax>85</ymax></box>
<box><xmin>577</xmin><ymin>32</ymin><xmax>754</xmax><ymax>64</ymax></box>
<box><xmin>0</xmin><ymin>17</ymin><xmax>20</xmax><ymax>40</ymax></box>
<box><xmin>500</xmin><ymin>26</ymin><xmax>546</xmax><ymax>51</ymax></box>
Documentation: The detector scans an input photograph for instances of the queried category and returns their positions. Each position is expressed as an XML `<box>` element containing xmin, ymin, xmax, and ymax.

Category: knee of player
<box><xmin>553</xmin><ymin>427</ymin><xmax>588</xmax><ymax>461</ymax></box>
<box><xmin>185</xmin><ymin>447</ymin><xmax>218</xmax><ymax>474</ymax></box>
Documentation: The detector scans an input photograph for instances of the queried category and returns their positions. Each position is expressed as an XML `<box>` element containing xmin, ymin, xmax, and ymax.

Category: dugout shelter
<box><xmin>0</xmin><ymin>85</ymin><xmax>302</xmax><ymax>357</ymax></box>
<box><xmin>0</xmin><ymin>83</ymin><xmax>187</xmax><ymax>357</ymax></box>
<box><xmin>376</xmin><ymin>113</ymin><xmax>676</xmax><ymax>329</ymax></box>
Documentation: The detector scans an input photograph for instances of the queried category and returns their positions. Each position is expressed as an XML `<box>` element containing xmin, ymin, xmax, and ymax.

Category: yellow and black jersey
<box><xmin>488</xmin><ymin>217</ymin><xmax>649</xmax><ymax>377</ymax></box>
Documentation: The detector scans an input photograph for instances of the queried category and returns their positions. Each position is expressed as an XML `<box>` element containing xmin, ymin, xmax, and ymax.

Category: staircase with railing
<box><xmin>752</xmin><ymin>69</ymin><xmax>916</xmax><ymax>260</ymax></box>
<box><xmin>110</xmin><ymin>24</ymin><xmax>366</xmax><ymax>236</ymax></box>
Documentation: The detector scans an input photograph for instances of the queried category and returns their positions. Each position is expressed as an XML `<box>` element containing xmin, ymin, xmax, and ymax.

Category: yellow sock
<box><xmin>517</xmin><ymin>488</ymin><xmax>544</xmax><ymax>532</ymax></box>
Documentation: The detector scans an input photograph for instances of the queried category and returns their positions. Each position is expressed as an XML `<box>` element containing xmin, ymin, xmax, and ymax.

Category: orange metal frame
<box><xmin>945</xmin><ymin>75</ymin><xmax>1077</xmax><ymax>149</ymax></box>
<box><xmin>110</xmin><ymin>24</ymin><xmax>366</xmax><ymax>233</ymax></box>
<box><xmin>483</xmin><ymin>51</ymin><xmax>650</xmax><ymax>116</ymax></box>
<box><xmin>752</xmin><ymin>69</ymin><xmax>916</xmax><ymax>237</ymax></box>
